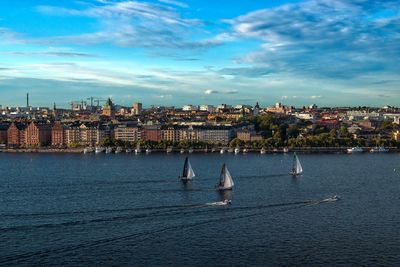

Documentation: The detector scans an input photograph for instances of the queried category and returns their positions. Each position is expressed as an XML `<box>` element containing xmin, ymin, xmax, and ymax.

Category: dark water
<box><xmin>1</xmin><ymin>152</ymin><xmax>400</xmax><ymax>266</ymax></box>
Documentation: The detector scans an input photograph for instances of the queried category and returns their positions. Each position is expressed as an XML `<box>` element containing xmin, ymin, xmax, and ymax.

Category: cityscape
<box><xmin>1</xmin><ymin>0</ymin><xmax>400</xmax><ymax>266</ymax></box>
<box><xmin>0</xmin><ymin>93</ymin><xmax>399</xmax><ymax>152</ymax></box>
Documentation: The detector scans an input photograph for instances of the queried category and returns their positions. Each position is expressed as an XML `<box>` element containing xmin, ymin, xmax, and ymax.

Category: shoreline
<box><xmin>1</xmin><ymin>147</ymin><xmax>399</xmax><ymax>154</ymax></box>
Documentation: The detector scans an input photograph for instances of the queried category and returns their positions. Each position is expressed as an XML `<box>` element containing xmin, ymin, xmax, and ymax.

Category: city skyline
<box><xmin>0</xmin><ymin>0</ymin><xmax>399</xmax><ymax>107</ymax></box>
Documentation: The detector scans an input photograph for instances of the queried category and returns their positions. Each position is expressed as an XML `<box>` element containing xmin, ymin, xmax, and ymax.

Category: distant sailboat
<box><xmin>291</xmin><ymin>153</ymin><xmax>303</xmax><ymax>176</ymax></box>
<box><xmin>180</xmin><ymin>157</ymin><xmax>195</xmax><ymax>181</ymax></box>
<box><xmin>135</xmin><ymin>144</ymin><xmax>142</xmax><ymax>154</ymax></box>
<box><xmin>216</xmin><ymin>164</ymin><xmax>234</xmax><ymax>190</ymax></box>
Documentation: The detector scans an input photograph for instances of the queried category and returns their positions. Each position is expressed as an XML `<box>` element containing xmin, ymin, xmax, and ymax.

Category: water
<box><xmin>1</xmin><ymin>152</ymin><xmax>400</xmax><ymax>266</ymax></box>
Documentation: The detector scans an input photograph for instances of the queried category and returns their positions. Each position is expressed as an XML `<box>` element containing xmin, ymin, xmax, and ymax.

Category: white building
<box><xmin>295</xmin><ymin>112</ymin><xmax>314</xmax><ymax>120</ymax></box>
<box><xmin>199</xmin><ymin>105</ymin><xmax>215</xmax><ymax>113</ymax></box>
<box><xmin>182</xmin><ymin>105</ymin><xmax>199</xmax><ymax>111</ymax></box>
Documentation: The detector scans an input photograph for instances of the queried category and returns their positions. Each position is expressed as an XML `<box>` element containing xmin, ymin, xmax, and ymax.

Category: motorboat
<box><xmin>83</xmin><ymin>147</ymin><xmax>94</xmax><ymax>154</ymax></box>
<box><xmin>370</xmin><ymin>147</ymin><xmax>389</xmax><ymax>153</ymax></box>
<box><xmin>347</xmin><ymin>147</ymin><xmax>363</xmax><ymax>153</ymax></box>
<box><xmin>95</xmin><ymin>147</ymin><xmax>105</xmax><ymax>154</ymax></box>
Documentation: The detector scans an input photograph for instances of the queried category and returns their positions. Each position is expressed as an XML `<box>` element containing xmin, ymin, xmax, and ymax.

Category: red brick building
<box><xmin>7</xmin><ymin>122</ymin><xmax>26</xmax><ymax>147</ymax></box>
<box><xmin>0</xmin><ymin>123</ymin><xmax>10</xmax><ymax>145</ymax></box>
<box><xmin>142</xmin><ymin>125</ymin><xmax>162</xmax><ymax>142</ymax></box>
<box><xmin>25</xmin><ymin>121</ymin><xmax>52</xmax><ymax>146</ymax></box>
<box><xmin>52</xmin><ymin>121</ymin><xmax>65</xmax><ymax>147</ymax></box>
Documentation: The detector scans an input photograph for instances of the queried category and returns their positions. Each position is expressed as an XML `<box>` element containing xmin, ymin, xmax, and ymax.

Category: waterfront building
<box><xmin>24</xmin><ymin>121</ymin><xmax>52</xmax><ymax>147</ymax></box>
<box><xmin>142</xmin><ymin>125</ymin><xmax>162</xmax><ymax>142</ymax></box>
<box><xmin>64</xmin><ymin>125</ymin><xmax>81</xmax><ymax>147</ymax></box>
<box><xmin>98</xmin><ymin>124</ymin><xmax>112</xmax><ymax>144</ymax></box>
<box><xmin>51</xmin><ymin>121</ymin><xmax>65</xmax><ymax>147</ymax></box>
<box><xmin>161</xmin><ymin>126</ymin><xmax>184</xmax><ymax>142</ymax></box>
<box><xmin>196</xmin><ymin>126</ymin><xmax>234</xmax><ymax>145</ymax></box>
<box><xmin>236</xmin><ymin>129</ymin><xmax>263</xmax><ymax>142</ymax></box>
<box><xmin>7</xmin><ymin>122</ymin><xmax>26</xmax><ymax>147</ymax></box>
<box><xmin>114</xmin><ymin>124</ymin><xmax>139</xmax><ymax>142</ymax></box>
<box><xmin>79</xmin><ymin>123</ymin><xmax>98</xmax><ymax>146</ymax></box>
<box><xmin>0</xmin><ymin>123</ymin><xmax>10</xmax><ymax>145</ymax></box>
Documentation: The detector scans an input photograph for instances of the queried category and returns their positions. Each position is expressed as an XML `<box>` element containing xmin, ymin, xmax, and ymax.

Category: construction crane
<box><xmin>86</xmin><ymin>97</ymin><xmax>106</xmax><ymax>109</ymax></box>
<box><xmin>87</xmin><ymin>97</ymin><xmax>95</xmax><ymax>107</ymax></box>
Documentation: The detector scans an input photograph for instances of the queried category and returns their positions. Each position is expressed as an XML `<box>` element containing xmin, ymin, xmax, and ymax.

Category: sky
<box><xmin>0</xmin><ymin>0</ymin><xmax>399</xmax><ymax>108</ymax></box>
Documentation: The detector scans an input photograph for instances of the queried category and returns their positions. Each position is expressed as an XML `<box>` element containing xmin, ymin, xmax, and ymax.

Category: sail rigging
<box><xmin>292</xmin><ymin>153</ymin><xmax>303</xmax><ymax>175</ymax></box>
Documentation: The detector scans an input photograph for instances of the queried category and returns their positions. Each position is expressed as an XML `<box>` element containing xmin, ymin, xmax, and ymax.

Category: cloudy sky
<box><xmin>0</xmin><ymin>0</ymin><xmax>399</xmax><ymax>108</ymax></box>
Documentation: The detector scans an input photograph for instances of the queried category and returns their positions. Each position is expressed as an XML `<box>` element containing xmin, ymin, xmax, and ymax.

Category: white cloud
<box><xmin>204</xmin><ymin>89</ymin><xmax>218</xmax><ymax>94</ymax></box>
<box><xmin>158</xmin><ymin>0</ymin><xmax>188</xmax><ymax>8</ymax></box>
<box><xmin>35</xmin><ymin>1</ymin><xmax>218</xmax><ymax>50</ymax></box>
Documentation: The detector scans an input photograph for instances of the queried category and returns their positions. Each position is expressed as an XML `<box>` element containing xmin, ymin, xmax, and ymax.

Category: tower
<box><xmin>132</xmin><ymin>102</ymin><xmax>142</xmax><ymax>115</ymax></box>
<box><xmin>253</xmin><ymin>102</ymin><xmax>260</xmax><ymax>116</ymax></box>
<box><xmin>102</xmin><ymin>97</ymin><xmax>114</xmax><ymax>117</ymax></box>
<box><xmin>26</xmin><ymin>93</ymin><xmax>29</xmax><ymax>108</ymax></box>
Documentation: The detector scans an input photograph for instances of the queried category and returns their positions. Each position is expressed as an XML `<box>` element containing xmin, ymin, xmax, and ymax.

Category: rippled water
<box><xmin>1</xmin><ymin>152</ymin><xmax>400</xmax><ymax>266</ymax></box>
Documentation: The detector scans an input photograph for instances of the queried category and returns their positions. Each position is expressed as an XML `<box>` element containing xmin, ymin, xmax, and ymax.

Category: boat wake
<box><xmin>0</xmin><ymin>197</ymin><xmax>341</xmax><ymax>264</ymax></box>
<box><xmin>205</xmin><ymin>200</ymin><xmax>232</xmax><ymax>206</ymax></box>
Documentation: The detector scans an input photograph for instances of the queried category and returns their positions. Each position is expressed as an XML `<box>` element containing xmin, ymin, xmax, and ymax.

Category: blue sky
<box><xmin>0</xmin><ymin>0</ymin><xmax>399</xmax><ymax>108</ymax></box>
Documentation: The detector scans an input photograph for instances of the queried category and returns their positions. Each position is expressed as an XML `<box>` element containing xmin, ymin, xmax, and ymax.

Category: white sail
<box><xmin>187</xmin><ymin>160</ymin><xmax>195</xmax><ymax>179</ymax></box>
<box><xmin>217</xmin><ymin>164</ymin><xmax>234</xmax><ymax>190</ymax></box>
<box><xmin>223</xmin><ymin>166</ymin><xmax>234</xmax><ymax>188</ymax></box>
<box><xmin>292</xmin><ymin>153</ymin><xmax>303</xmax><ymax>175</ymax></box>
<box><xmin>181</xmin><ymin>157</ymin><xmax>195</xmax><ymax>180</ymax></box>
<box><xmin>295</xmin><ymin>156</ymin><xmax>303</xmax><ymax>174</ymax></box>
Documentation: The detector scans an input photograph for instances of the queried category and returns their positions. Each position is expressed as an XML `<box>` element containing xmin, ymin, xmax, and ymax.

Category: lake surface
<box><xmin>1</xmin><ymin>152</ymin><xmax>400</xmax><ymax>266</ymax></box>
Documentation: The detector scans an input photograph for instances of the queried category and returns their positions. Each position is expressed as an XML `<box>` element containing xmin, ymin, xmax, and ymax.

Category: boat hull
<box><xmin>215</xmin><ymin>186</ymin><xmax>233</xmax><ymax>191</ymax></box>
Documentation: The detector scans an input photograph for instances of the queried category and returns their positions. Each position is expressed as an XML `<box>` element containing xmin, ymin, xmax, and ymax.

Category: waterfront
<box><xmin>1</xmin><ymin>153</ymin><xmax>400</xmax><ymax>266</ymax></box>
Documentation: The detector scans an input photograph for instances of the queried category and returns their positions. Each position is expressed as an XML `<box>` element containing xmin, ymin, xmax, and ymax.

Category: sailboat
<box><xmin>291</xmin><ymin>153</ymin><xmax>303</xmax><ymax>176</ymax></box>
<box><xmin>180</xmin><ymin>157</ymin><xmax>195</xmax><ymax>181</ymax></box>
<box><xmin>216</xmin><ymin>163</ymin><xmax>234</xmax><ymax>190</ymax></box>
